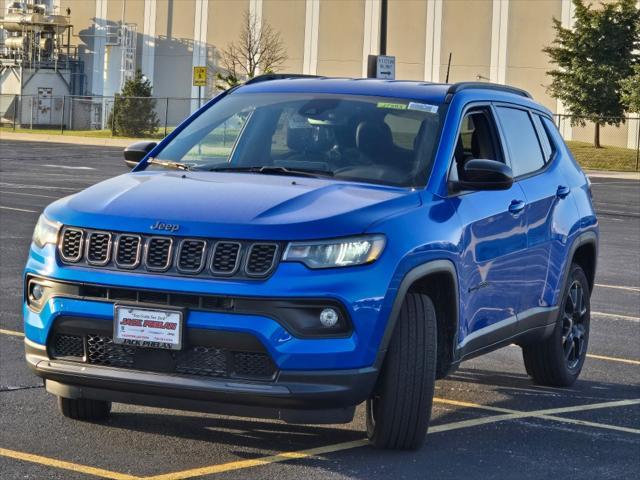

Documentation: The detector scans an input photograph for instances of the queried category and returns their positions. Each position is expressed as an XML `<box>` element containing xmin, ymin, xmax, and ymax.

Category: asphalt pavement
<box><xmin>0</xmin><ymin>139</ymin><xmax>638</xmax><ymax>479</ymax></box>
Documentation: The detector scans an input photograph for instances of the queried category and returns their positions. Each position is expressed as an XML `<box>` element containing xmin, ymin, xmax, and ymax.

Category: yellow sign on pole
<box><xmin>193</xmin><ymin>66</ymin><xmax>207</xmax><ymax>87</ymax></box>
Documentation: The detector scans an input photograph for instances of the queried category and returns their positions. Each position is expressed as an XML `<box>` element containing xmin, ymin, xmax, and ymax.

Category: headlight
<box><xmin>283</xmin><ymin>235</ymin><xmax>386</xmax><ymax>269</ymax></box>
<box><xmin>32</xmin><ymin>215</ymin><xmax>61</xmax><ymax>248</ymax></box>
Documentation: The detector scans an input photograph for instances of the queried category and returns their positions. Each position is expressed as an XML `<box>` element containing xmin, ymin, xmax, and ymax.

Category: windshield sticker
<box><xmin>376</xmin><ymin>102</ymin><xmax>407</xmax><ymax>110</ymax></box>
<box><xmin>408</xmin><ymin>102</ymin><xmax>439</xmax><ymax>114</ymax></box>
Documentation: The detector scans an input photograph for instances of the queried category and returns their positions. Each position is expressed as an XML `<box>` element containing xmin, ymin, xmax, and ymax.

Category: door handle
<box><xmin>508</xmin><ymin>200</ymin><xmax>526</xmax><ymax>215</ymax></box>
<box><xmin>556</xmin><ymin>185</ymin><xmax>570</xmax><ymax>198</ymax></box>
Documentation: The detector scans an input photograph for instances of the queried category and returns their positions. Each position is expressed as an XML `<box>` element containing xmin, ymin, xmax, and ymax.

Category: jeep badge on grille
<box><xmin>150</xmin><ymin>221</ymin><xmax>180</xmax><ymax>232</ymax></box>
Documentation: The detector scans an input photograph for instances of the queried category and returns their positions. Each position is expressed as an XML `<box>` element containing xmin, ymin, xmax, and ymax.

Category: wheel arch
<box><xmin>375</xmin><ymin>260</ymin><xmax>459</xmax><ymax>379</ymax></box>
<box><xmin>564</xmin><ymin>231</ymin><xmax>598</xmax><ymax>296</ymax></box>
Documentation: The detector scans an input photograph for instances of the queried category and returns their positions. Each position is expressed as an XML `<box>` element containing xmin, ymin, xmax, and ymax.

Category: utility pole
<box><xmin>367</xmin><ymin>0</ymin><xmax>395</xmax><ymax>79</ymax></box>
<box><xmin>380</xmin><ymin>0</ymin><xmax>388</xmax><ymax>56</ymax></box>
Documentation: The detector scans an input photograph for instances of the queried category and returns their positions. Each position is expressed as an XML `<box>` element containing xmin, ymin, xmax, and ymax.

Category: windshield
<box><xmin>152</xmin><ymin>92</ymin><xmax>442</xmax><ymax>187</ymax></box>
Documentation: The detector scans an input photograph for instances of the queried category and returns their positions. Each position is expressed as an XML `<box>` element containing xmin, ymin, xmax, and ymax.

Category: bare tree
<box><xmin>216</xmin><ymin>11</ymin><xmax>287</xmax><ymax>89</ymax></box>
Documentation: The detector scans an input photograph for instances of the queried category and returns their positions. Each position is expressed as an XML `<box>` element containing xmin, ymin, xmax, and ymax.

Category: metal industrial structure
<box><xmin>0</xmin><ymin>0</ymin><xmax>136</xmax><ymax>128</ymax></box>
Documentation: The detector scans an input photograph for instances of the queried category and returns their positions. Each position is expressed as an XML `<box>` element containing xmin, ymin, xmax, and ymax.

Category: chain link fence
<box><xmin>552</xmin><ymin>113</ymin><xmax>640</xmax><ymax>171</ymax></box>
<box><xmin>0</xmin><ymin>94</ymin><xmax>208</xmax><ymax>138</ymax></box>
<box><xmin>1</xmin><ymin>94</ymin><xmax>638</xmax><ymax>170</ymax></box>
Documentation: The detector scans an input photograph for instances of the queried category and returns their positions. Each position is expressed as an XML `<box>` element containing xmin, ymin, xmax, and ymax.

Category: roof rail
<box><xmin>446</xmin><ymin>82</ymin><xmax>532</xmax><ymax>99</ymax></box>
<box><xmin>243</xmin><ymin>73</ymin><xmax>322</xmax><ymax>85</ymax></box>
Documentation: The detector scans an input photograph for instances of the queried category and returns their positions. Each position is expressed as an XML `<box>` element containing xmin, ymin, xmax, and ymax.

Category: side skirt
<box><xmin>453</xmin><ymin>306</ymin><xmax>558</xmax><ymax>364</ymax></box>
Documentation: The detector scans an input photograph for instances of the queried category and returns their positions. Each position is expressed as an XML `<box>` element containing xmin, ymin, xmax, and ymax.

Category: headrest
<box><xmin>356</xmin><ymin>121</ymin><xmax>393</xmax><ymax>158</ymax></box>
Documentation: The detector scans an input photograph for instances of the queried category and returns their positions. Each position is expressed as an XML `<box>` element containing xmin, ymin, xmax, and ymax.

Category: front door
<box><xmin>451</xmin><ymin>107</ymin><xmax>529</xmax><ymax>355</ymax></box>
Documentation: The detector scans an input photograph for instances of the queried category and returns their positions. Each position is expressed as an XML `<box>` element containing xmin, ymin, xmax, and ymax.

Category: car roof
<box><xmin>233</xmin><ymin>76</ymin><xmax>540</xmax><ymax>109</ymax></box>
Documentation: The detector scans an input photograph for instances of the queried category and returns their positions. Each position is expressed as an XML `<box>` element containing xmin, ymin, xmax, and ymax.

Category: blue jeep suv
<box><xmin>24</xmin><ymin>76</ymin><xmax>598</xmax><ymax>449</ymax></box>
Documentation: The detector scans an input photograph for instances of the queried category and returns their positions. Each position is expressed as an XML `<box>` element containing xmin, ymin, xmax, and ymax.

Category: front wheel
<box><xmin>366</xmin><ymin>292</ymin><xmax>437</xmax><ymax>450</ymax></box>
<box><xmin>521</xmin><ymin>263</ymin><xmax>590</xmax><ymax>387</ymax></box>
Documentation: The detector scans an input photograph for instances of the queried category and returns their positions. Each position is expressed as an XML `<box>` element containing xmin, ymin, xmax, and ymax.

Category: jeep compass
<box><xmin>24</xmin><ymin>76</ymin><xmax>598</xmax><ymax>449</ymax></box>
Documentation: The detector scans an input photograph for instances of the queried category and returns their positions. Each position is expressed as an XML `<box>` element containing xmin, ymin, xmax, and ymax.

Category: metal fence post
<box><xmin>13</xmin><ymin>95</ymin><xmax>18</xmax><ymax>130</ymax></box>
<box><xmin>61</xmin><ymin>95</ymin><xmax>66</xmax><ymax>134</ymax></box>
<box><xmin>164</xmin><ymin>97</ymin><xmax>169</xmax><ymax>136</ymax></box>
<box><xmin>636</xmin><ymin>115</ymin><xmax>640</xmax><ymax>172</ymax></box>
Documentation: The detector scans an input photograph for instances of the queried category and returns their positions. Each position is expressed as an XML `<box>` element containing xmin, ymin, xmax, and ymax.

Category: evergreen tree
<box><xmin>110</xmin><ymin>70</ymin><xmax>159</xmax><ymax>137</ymax></box>
<box><xmin>544</xmin><ymin>0</ymin><xmax>640</xmax><ymax>147</ymax></box>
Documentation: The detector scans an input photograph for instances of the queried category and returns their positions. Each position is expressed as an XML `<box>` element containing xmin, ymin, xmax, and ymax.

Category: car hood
<box><xmin>46</xmin><ymin>171</ymin><xmax>421</xmax><ymax>240</ymax></box>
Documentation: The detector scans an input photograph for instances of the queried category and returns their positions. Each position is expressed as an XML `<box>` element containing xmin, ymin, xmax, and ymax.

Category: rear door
<box><xmin>494</xmin><ymin>106</ymin><xmax>574</xmax><ymax>330</ymax></box>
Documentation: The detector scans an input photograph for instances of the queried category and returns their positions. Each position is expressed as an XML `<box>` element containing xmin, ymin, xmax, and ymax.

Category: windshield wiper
<box><xmin>209</xmin><ymin>165</ymin><xmax>334</xmax><ymax>178</ymax></box>
<box><xmin>147</xmin><ymin>158</ymin><xmax>190</xmax><ymax>171</ymax></box>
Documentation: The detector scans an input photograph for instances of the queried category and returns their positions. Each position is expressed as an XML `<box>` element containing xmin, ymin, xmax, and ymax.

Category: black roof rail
<box><xmin>446</xmin><ymin>82</ymin><xmax>532</xmax><ymax>100</ymax></box>
<box><xmin>243</xmin><ymin>73</ymin><xmax>322</xmax><ymax>85</ymax></box>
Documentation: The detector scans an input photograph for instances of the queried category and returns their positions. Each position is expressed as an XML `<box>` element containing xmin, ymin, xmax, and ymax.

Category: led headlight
<box><xmin>32</xmin><ymin>214</ymin><xmax>61</xmax><ymax>248</ymax></box>
<box><xmin>283</xmin><ymin>235</ymin><xmax>386</xmax><ymax>269</ymax></box>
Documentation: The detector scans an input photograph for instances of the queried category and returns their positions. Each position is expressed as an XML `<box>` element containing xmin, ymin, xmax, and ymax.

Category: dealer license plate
<box><xmin>113</xmin><ymin>305</ymin><xmax>183</xmax><ymax>350</ymax></box>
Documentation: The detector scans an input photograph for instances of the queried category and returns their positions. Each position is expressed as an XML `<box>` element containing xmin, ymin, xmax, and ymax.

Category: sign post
<box><xmin>366</xmin><ymin>55</ymin><xmax>396</xmax><ymax>80</ymax></box>
<box><xmin>192</xmin><ymin>66</ymin><xmax>207</xmax><ymax>108</ymax></box>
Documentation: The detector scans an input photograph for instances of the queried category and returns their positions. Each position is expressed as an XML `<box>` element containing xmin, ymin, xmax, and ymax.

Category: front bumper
<box><xmin>26</xmin><ymin>338</ymin><xmax>377</xmax><ymax>424</ymax></box>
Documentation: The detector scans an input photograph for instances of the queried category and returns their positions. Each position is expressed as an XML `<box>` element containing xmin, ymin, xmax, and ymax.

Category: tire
<box><xmin>366</xmin><ymin>292</ymin><xmax>437</xmax><ymax>450</ymax></box>
<box><xmin>522</xmin><ymin>263</ymin><xmax>590</xmax><ymax>387</ymax></box>
<box><xmin>57</xmin><ymin>396</ymin><xmax>112</xmax><ymax>421</ymax></box>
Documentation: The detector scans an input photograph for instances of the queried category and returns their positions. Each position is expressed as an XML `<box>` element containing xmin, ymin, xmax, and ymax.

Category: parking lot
<box><xmin>0</xmin><ymin>139</ymin><xmax>638</xmax><ymax>479</ymax></box>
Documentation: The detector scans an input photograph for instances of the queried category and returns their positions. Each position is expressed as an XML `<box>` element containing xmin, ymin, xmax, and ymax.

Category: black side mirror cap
<box><xmin>124</xmin><ymin>141</ymin><xmax>157</xmax><ymax>169</ymax></box>
<box><xmin>449</xmin><ymin>159</ymin><xmax>514</xmax><ymax>192</ymax></box>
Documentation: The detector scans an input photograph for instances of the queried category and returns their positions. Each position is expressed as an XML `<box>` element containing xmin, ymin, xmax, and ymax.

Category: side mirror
<box><xmin>450</xmin><ymin>159</ymin><xmax>514</xmax><ymax>192</ymax></box>
<box><xmin>124</xmin><ymin>141</ymin><xmax>157</xmax><ymax>169</ymax></box>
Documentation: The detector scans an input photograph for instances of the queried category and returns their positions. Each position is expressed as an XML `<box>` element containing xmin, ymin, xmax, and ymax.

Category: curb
<box><xmin>0</xmin><ymin>131</ymin><xmax>156</xmax><ymax>148</ymax></box>
<box><xmin>585</xmin><ymin>170</ymin><xmax>640</xmax><ymax>180</ymax></box>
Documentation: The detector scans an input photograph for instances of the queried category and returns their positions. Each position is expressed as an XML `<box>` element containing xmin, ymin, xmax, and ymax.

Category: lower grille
<box><xmin>52</xmin><ymin>334</ymin><xmax>84</xmax><ymax>358</ymax></box>
<box><xmin>87</xmin><ymin>334</ymin><xmax>135</xmax><ymax>368</ymax></box>
<box><xmin>49</xmin><ymin>331</ymin><xmax>277</xmax><ymax>381</ymax></box>
<box><xmin>175</xmin><ymin>346</ymin><xmax>227</xmax><ymax>377</ymax></box>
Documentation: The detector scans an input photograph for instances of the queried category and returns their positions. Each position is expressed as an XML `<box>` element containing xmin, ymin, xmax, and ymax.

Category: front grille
<box><xmin>177</xmin><ymin>239</ymin><xmax>207</xmax><ymax>273</ymax></box>
<box><xmin>52</xmin><ymin>334</ymin><xmax>84</xmax><ymax>358</ymax></box>
<box><xmin>57</xmin><ymin>228</ymin><xmax>282</xmax><ymax>279</ymax></box>
<box><xmin>60</xmin><ymin>228</ymin><xmax>83</xmax><ymax>262</ymax></box>
<box><xmin>145</xmin><ymin>237</ymin><xmax>173</xmax><ymax>271</ymax></box>
<box><xmin>115</xmin><ymin>235</ymin><xmax>141</xmax><ymax>268</ymax></box>
<box><xmin>246</xmin><ymin>244</ymin><xmax>278</xmax><ymax>276</ymax></box>
<box><xmin>211</xmin><ymin>242</ymin><xmax>241</xmax><ymax>274</ymax></box>
<box><xmin>49</xmin><ymin>330</ymin><xmax>277</xmax><ymax>381</ymax></box>
<box><xmin>86</xmin><ymin>232</ymin><xmax>112</xmax><ymax>265</ymax></box>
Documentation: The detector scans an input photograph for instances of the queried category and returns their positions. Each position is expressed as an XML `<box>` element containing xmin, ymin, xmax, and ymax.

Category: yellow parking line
<box><xmin>433</xmin><ymin>398</ymin><xmax>640</xmax><ymax>435</ymax></box>
<box><xmin>145</xmin><ymin>439</ymin><xmax>370</xmax><ymax>480</ymax></box>
<box><xmin>587</xmin><ymin>353</ymin><xmax>640</xmax><ymax>365</ymax></box>
<box><xmin>0</xmin><ymin>328</ymin><xmax>24</xmax><ymax>337</ymax></box>
<box><xmin>0</xmin><ymin>447</ymin><xmax>141</xmax><ymax>480</ymax></box>
<box><xmin>595</xmin><ymin>283</ymin><xmax>640</xmax><ymax>293</ymax></box>
<box><xmin>145</xmin><ymin>398</ymin><xmax>639</xmax><ymax>479</ymax></box>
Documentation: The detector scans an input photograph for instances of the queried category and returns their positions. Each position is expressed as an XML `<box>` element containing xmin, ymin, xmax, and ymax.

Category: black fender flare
<box><xmin>560</xmin><ymin>230</ymin><xmax>598</xmax><ymax>299</ymax></box>
<box><xmin>373</xmin><ymin>259</ymin><xmax>459</xmax><ymax>370</ymax></box>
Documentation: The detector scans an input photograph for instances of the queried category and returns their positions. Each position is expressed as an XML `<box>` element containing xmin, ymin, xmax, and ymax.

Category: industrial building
<box><xmin>0</xmin><ymin>0</ymin><xmax>637</xmax><ymax>148</ymax></box>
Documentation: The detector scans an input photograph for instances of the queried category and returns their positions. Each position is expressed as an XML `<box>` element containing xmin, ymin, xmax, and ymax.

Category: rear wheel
<box><xmin>57</xmin><ymin>396</ymin><xmax>111</xmax><ymax>421</ymax></box>
<box><xmin>522</xmin><ymin>263</ymin><xmax>590</xmax><ymax>387</ymax></box>
<box><xmin>366</xmin><ymin>292</ymin><xmax>437</xmax><ymax>450</ymax></box>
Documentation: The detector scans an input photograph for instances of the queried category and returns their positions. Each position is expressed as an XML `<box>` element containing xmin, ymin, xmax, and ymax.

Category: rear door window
<box><xmin>495</xmin><ymin>107</ymin><xmax>545</xmax><ymax>177</ymax></box>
